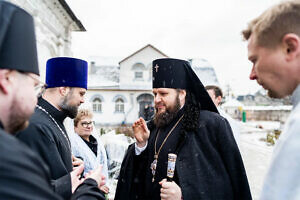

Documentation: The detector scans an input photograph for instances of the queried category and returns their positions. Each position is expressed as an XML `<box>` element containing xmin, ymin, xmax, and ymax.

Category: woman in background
<box><xmin>71</xmin><ymin>109</ymin><xmax>109</xmax><ymax>194</ymax></box>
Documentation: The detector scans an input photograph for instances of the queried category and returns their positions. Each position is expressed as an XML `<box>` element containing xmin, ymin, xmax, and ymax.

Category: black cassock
<box><xmin>115</xmin><ymin>109</ymin><xmax>252</xmax><ymax>200</ymax></box>
<box><xmin>0</xmin><ymin>122</ymin><xmax>104</xmax><ymax>200</ymax></box>
<box><xmin>17</xmin><ymin>97</ymin><xmax>74</xmax><ymax>199</ymax></box>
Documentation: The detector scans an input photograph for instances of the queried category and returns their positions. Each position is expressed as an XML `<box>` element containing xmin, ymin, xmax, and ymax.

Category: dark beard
<box><xmin>59</xmin><ymin>92</ymin><xmax>78</xmax><ymax>119</ymax></box>
<box><xmin>154</xmin><ymin>94</ymin><xmax>181</xmax><ymax>128</ymax></box>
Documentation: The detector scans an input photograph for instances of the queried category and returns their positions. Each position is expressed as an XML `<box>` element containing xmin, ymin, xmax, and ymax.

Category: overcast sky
<box><xmin>66</xmin><ymin>0</ymin><xmax>281</xmax><ymax>96</ymax></box>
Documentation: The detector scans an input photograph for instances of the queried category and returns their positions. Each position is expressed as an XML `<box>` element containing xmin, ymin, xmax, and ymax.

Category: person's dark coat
<box><xmin>0</xmin><ymin>122</ymin><xmax>105</xmax><ymax>200</ymax></box>
<box><xmin>17</xmin><ymin>97</ymin><xmax>73</xmax><ymax>199</ymax></box>
<box><xmin>115</xmin><ymin>110</ymin><xmax>252</xmax><ymax>200</ymax></box>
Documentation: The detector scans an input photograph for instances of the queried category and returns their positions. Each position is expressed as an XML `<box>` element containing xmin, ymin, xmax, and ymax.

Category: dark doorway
<box><xmin>137</xmin><ymin>93</ymin><xmax>154</xmax><ymax>121</ymax></box>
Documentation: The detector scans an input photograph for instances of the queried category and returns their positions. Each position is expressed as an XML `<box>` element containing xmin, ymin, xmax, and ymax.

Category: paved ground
<box><xmin>239</xmin><ymin>122</ymin><xmax>276</xmax><ymax>200</ymax></box>
<box><xmin>106</xmin><ymin>121</ymin><xmax>278</xmax><ymax>200</ymax></box>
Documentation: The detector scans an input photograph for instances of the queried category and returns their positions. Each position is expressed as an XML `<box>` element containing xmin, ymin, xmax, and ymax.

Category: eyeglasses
<box><xmin>81</xmin><ymin>121</ymin><xmax>94</xmax><ymax>128</ymax></box>
<box><xmin>23</xmin><ymin>73</ymin><xmax>47</xmax><ymax>97</ymax></box>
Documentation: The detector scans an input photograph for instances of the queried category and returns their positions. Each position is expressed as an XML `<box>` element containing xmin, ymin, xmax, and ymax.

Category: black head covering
<box><xmin>0</xmin><ymin>1</ymin><xmax>39</xmax><ymax>75</ymax></box>
<box><xmin>153</xmin><ymin>58</ymin><xmax>218</xmax><ymax>113</ymax></box>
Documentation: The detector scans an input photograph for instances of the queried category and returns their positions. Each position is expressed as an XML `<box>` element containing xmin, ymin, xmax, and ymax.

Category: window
<box><xmin>135</xmin><ymin>71</ymin><xmax>143</xmax><ymax>79</ymax></box>
<box><xmin>92</xmin><ymin>98</ymin><xmax>102</xmax><ymax>113</ymax></box>
<box><xmin>132</xmin><ymin>63</ymin><xmax>146</xmax><ymax>81</ymax></box>
<box><xmin>115</xmin><ymin>98</ymin><xmax>124</xmax><ymax>113</ymax></box>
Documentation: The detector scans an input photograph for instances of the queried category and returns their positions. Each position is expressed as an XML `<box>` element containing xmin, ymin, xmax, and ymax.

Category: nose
<box><xmin>80</xmin><ymin>97</ymin><xmax>85</xmax><ymax>104</ymax></box>
<box><xmin>154</xmin><ymin>94</ymin><xmax>161</xmax><ymax>104</ymax></box>
<box><xmin>249</xmin><ymin>66</ymin><xmax>257</xmax><ymax>80</ymax></box>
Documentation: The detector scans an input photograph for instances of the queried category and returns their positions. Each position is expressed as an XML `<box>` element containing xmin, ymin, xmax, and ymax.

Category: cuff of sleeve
<box><xmin>52</xmin><ymin>173</ymin><xmax>72</xmax><ymax>199</ymax></box>
<box><xmin>83</xmin><ymin>178</ymin><xmax>99</xmax><ymax>186</ymax></box>
<box><xmin>135</xmin><ymin>141</ymin><xmax>148</xmax><ymax>155</ymax></box>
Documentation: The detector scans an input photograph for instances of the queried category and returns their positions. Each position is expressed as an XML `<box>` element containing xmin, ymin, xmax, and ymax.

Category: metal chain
<box><xmin>36</xmin><ymin>105</ymin><xmax>71</xmax><ymax>149</ymax></box>
<box><xmin>154</xmin><ymin>114</ymin><xmax>184</xmax><ymax>157</ymax></box>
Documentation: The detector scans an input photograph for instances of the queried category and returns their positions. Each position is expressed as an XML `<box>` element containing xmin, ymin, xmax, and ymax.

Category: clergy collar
<box><xmin>38</xmin><ymin>97</ymin><xmax>68</xmax><ymax>124</ymax></box>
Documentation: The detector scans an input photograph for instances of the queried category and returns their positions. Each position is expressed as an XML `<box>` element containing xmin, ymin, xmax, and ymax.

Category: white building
<box><xmin>86</xmin><ymin>44</ymin><xmax>167</xmax><ymax>127</ymax></box>
<box><xmin>8</xmin><ymin>0</ymin><xmax>85</xmax><ymax>81</ymax></box>
<box><xmin>84</xmin><ymin>44</ymin><xmax>220</xmax><ymax>127</ymax></box>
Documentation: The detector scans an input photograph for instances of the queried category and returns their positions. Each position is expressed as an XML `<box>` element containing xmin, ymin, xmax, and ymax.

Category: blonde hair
<box><xmin>74</xmin><ymin>109</ymin><xmax>93</xmax><ymax>127</ymax></box>
<box><xmin>242</xmin><ymin>0</ymin><xmax>300</xmax><ymax>48</ymax></box>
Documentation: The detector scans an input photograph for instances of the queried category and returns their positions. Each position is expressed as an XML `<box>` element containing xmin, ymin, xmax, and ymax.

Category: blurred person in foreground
<box><xmin>115</xmin><ymin>58</ymin><xmax>251</xmax><ymax>200</ymax></box>
<box><xmin>242</xmin><ymin>1</ymin><xmax>300</xmax><ymax>199</ymax></box>
<box><xmin>205</xmin><ymin>85</ymin><xmax>240</xmax><ymax>145</ymax></box>
<box><xmin>71</xmin><ymin>109</ymin><xmax>110</xmax><ymax>194</ymax></box>
<box><xmin>17</xmin><ymin>56</ymin><xmax>105</xmax><ymax>199</ymax></box>
<box><xmin>0</xmin><ymin>1</ymin><xmax>105</xmax><ymax>199</ymax></box>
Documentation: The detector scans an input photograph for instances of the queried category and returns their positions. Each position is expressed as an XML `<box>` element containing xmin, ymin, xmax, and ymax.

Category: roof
<box><xmin>222</xmin><ymin>99</ymin><xmax>244</xmax><ymax>107</ymax></box>
<box><xmin>57</xmin><ymin>0</ymin><xmax>86</xmax><ymax>31</ymax></box>
<box><xmin>189</xmin><ymin>58</ymin><xmax>219</xmax><ymax>86</ymax></box>
<box><xmin>243</xmin><ymin>105</ymin><xmax>292</xmax><ymax>111</ymax></box>
<box><xmin>119</xmin><ymin>44</ymin><xmax>168</xmax><ymax>64</ymax></box>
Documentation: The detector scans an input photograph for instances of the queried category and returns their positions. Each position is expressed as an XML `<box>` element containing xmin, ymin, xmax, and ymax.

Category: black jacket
<box><xmin>17</xmin><ymin>97</ymin><xmax>74</xmax><ymax>199</ymax></box>
<box><xmin>0</xmin><ymin>122</ymin><xmax>105</xmax><ymax>200</ymax></box>
<box><xmin>115</xmin><ymin>110</ymin><xmax>252</xmax><ymax>200</ymax></box>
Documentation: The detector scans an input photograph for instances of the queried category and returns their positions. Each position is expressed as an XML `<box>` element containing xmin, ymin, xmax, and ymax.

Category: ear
<box><xmin>58</xmin><ymin>87</ymin><xmax>70</xmax><ymax>97</ymax></box>
<box><xmin>0</xmin><ymin>70</ymin><xmax>12</xmax><ymax>94</ymax></box>
<box><xmin>216</xmin><ymin>96</ymin><xmax>222</xmax><ymax>106</ymax></box>
<box><xmin>178</xmin><ymin>89</ymin><xmax>186</xmax><ymax>103</ymax></box>
<box><xmin>282</xmin><ymin>33</ymin><xmax>300</xmax><ymax>61</ymax></box>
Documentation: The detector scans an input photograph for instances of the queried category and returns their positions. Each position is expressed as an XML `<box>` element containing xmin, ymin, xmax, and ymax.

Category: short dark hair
<box><xmin>205</xmin><ymin>85</ymin><xmax>223</xmax><ymax>98</ymax></box>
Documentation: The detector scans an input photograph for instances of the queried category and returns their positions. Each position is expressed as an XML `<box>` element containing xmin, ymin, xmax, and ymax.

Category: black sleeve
<box><xmin>216</xmin><ymin>117</ymin><xmax>252</xmax><ymax>200</ymax></box>
<box><xmin>0</xmin><ymin>132</ymin><xmax>63</xmax><ymax>200</ymax></box>
<box><xmin>17</xmin><ymin>123</ymin><xmax>72</xmax><ymax>199</ymax></box>
<box><xmin>114</xmin><ymin>143</ymin><xmax>149</xmax><ymax>200</ymax></box>
<box><xmin>71</xmin><ymin>178</ymin><xmax>105</xmax><ymax>200</ymax></box>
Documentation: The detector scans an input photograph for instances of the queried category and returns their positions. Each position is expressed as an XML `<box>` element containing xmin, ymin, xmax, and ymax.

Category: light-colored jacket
<box><xmin>70</xmin><ymin>132</ymin><xmax>109</xmax><ymax>180</ymax></box>
<box><xmin>260</xmin><ymin>84</ymin><xmax>300</xmax><ymax>200</ymax></box>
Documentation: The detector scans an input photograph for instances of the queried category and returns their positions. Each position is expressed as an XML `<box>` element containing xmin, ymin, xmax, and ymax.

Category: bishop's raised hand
<box><xmin>132</xmin><ymin>117</ymin><xmax>150</xmax><ymax>148</ymax></box>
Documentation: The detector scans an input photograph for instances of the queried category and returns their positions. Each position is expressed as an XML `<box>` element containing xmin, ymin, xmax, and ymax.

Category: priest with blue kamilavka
<box><xmin>17</xmin><ymin>57</ymin><xmax>105</xmax><ymax>199</ymax></box>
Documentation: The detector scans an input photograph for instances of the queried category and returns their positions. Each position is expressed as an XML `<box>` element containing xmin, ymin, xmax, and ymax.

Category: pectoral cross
<box><xmin>150</xmin><ymin>154</ymin><xmax>158</xmax><ymax>182</ymax></box>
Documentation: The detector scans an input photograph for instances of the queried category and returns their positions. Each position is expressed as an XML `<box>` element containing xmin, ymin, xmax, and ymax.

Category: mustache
<box><xmin>155</xmin><ymin>103</ymin><xmax>165</xmax><ymax>108</ymax></box>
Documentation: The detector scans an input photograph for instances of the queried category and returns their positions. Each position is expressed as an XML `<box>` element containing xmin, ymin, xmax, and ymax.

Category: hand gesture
<box><xmin>159</xmin><ymin>179</ymin><xmax>182</xmax><ymax>200</ymax></box>
<box><xmin>100</xmin><ymin>185</ymin><xmax>110</xmax><ymax>194</ymax></box>
<box><xmin>70</xmin><ymin>164</ymin><xmax>84</xmax><ymax>193</ymax></box>
<box><xmin>132</xmin><ymin>117</ymin><xmax>150</xmax><ymax>147</ymax></box>
<box><xmin>72</xmin><ymin>155</ymin><xmax>83</xmax><ymax>168</ymax></box>
<box><xmin>85</xmin><ymin>165</ymin><xmax>105</xmax><ymax>188</ymax></box>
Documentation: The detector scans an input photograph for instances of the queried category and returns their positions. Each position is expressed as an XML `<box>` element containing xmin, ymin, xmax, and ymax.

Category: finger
<box><xmin>74</xmin><ymin>164</ymin><xmax>84</xmax><ymax>175</ymax></box>
<box><xmin>160</xmin><ymin>191</ymin><xmax>168</xmax><ymax>200</ymax></box>
<box><xmin>79</xmin><ymin>178</ymin><xmax>84</xmax><ymax>185</ymax></box>
<box><xmin>72</xmin><ymin>160</ymin><xmax>82</xmax><ymax>166</ymax></box>
<box><xmin>159</xmin><ymin>178</ymin><xmax>167</xmax><ymax>185</ymax></box>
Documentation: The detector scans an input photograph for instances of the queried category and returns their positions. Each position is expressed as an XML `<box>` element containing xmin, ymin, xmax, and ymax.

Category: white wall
<box><xmin>119</xmin><ymin>46</ymin><xmax>167</xmax><ymax>90</ymax></box>
<box><xmin>83</xmin><ymin>90</ymin><xmax>153</xmax><ymax>127</ymax></box>
<box><xmin>9</xmin><ymin>0</ymin><xmax>76</xmax><ymax>81</ymax></box>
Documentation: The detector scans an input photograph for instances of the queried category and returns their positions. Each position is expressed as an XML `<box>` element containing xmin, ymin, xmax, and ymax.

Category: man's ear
<box><xmin>282</xmin><ymin>33</ymin><xmax>300</xmax><ymax>61</ymax></box>
<box><xmin>216</xmin><ymin>96</ymin><xmax>222</xmax><ymax>106</ymax></box>
<box><xmin>179</xmin><ymin>89</ymin><xmax>186</xmax><ymax>102</ymax></box>
<box><xmin>58</xmin><ymin>87</ymin><xmax>70</xmax><ymax>97</ymax></box>
<box><xmin>0</xmin><ymin>70</ymin><xmax>13</xmax><ymax>94</ymax></box>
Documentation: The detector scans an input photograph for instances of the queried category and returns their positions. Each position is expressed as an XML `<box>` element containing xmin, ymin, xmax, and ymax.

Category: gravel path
<box><xmin>239</xmin><ymin>122</ymin><xmax>276</xmax><ymax>200</ymax></box>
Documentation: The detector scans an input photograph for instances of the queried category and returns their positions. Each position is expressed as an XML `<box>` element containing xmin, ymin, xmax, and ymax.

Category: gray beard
<box><xmin>59</xmin><ymin>94</ymin><xmax>78</xmax><ymax>119</ymax></box>
<box><xmin>154</xmin><ymin>95</ymin><xmax>181</xmax><ymax>128</ymax></box>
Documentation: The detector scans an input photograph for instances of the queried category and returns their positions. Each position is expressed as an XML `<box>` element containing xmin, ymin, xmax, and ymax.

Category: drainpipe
<box><xmin>124</xmin><ymin>93</ymin><xmax>134</xmax><ymax>124</ymax></box>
